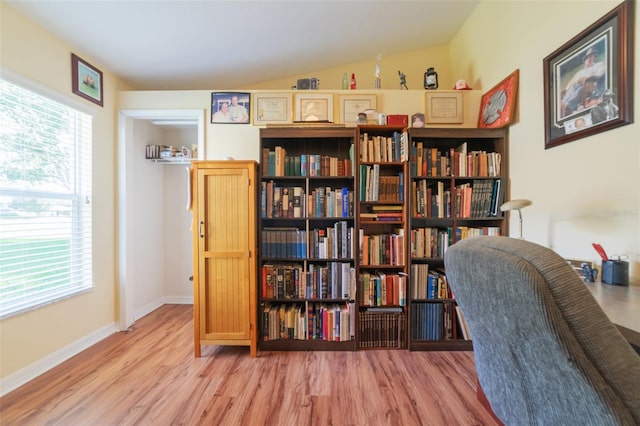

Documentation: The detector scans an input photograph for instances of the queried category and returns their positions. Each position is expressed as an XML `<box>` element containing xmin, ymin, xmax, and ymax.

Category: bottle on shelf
<box><xmin>424</xmin><ymin>67</ymin><xmax>438</xmax><ymax>90</ymax></box>
<box><xmin>342</xmin><ymin>73</ymin><xmax>349</xmax><ymax>90</ymax></box>
<box><xmin>350</xmin><ymin>73</ymin><xmax>357</xmax><ymax>90</ymax></box>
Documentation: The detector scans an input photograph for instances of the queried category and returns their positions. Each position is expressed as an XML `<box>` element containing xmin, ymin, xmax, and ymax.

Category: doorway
<box><xmin>117</xmin><ymin>109</ymin><xmax>205</xmax><ymax>330</ymax></box>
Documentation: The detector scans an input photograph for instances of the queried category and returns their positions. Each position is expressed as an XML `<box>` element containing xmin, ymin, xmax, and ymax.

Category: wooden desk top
<box><xmin>584</xmin><ymin>281</ymin><xmax>640</xmax><ymax>333</ymax></box>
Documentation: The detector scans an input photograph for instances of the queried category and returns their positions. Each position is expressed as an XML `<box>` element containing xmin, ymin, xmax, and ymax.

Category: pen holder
<box><xmin>601</xmin><ymin>260</ymin><xmax>629</xmax><ymax>286</ymax></box>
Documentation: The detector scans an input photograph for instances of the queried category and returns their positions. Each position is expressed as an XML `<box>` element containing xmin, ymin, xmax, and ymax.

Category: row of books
<box><xmin>262</xmin><ymin>302</ymin><xmax>355</xmax><ymax>342</ymax></box>
<box><xmin>359</xmin><ymin>131</ymin><xmax>409</xmax><ymax>163</ymax></box>
<box><xmin>410</xmin><ymin>226</ymin><xmax>501</xmax><ymax>259</ymax></box>
<box><xmin>409</xmin><ymin>265</ymin><xmax>450</xmax><ymax>300</ymax></box>
<box><xmin>261</xmin><ymin>262</ymin><xmax>356</xmax><ymax>300</ymax></box>
<box><xmin>261</xmin><ymin>228</ymin><xmax>306</xmax><ymax>259</ymax></box>
<box><xmin>410</xmin><ymin>302</ymin><xmax>455</xmax><ymax>341</ymax></box>
<box><xmin>359</xmin><ymin>230</ymin><xmax>405</xmax><ymax>266</ymax></box>
<box><xmin>358</xmin><ymin>309</ymin><xmax>406</xmax><ymax>349</ymax></box>
<box><xmin>411</xmin><ymin>178</ymin><xmax>503</xmax><ymax>218</ymax></box>
<box><xmin>410</xmin><ymin>141</ymin><xmax>502</xmax><ymax>177</ymax></box>
<box><xmin>261</xmin><ymin>183</ymin><xmax>355</xmax><ymax>219</ymax></box>
<box><xmin>359</xmin><ymin>164</ymin><xmax>404</xmax><ymax>202</ymax></box>
<box><xmin>308</xmin><ymin>222</ymin><xmax>355</xmax><ymax>260</ymax></box>
<box><xmin>359</xmin><ymin>272</ymin><xmax>407</xmax><ymax>307</ymax></box>
<box><xmin>262</xmin><ymin>146</ymin><xmax>354</xmax><ymax>177</ymax></box>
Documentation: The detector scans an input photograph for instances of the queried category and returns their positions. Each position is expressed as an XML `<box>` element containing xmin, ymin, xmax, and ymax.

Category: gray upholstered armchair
<box><xmin>445</xmin><ymin>236</ymin><xmax>640</xmax><ymax>425</ymax></box>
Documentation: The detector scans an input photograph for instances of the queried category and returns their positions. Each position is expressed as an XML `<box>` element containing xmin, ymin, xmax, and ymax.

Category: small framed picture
<box><xmin>211</xmin><ymin>92</ymin><xmax>250</xmax><ymax>123</ymax></box>
<box><xmin>426</xmin><ymin>92</ymin><xmax>463</xmax><ymax>124</ymax></box>
<box><xmin>338</xmin><ymin>94</ymin><xmax>377</xmax><ymax>124</ymax></box>
<box><xmin>294</xmin><ymin>93</ymin><xmax>333</xmax><ymax>122</ymax></box>
<box><xmin>71</xmin><ymin>53</ymin><xmax>103</xmax><ymax>107</ymax></box>
<box><xmin>411</xmin><ymin>113</ymin><xmax>425</xmax><ymax>128</ymax></box>
<box><xmin>253</xmin><ymin>93</ymin><xmax>292</xmax><ymax>125</ymax></box>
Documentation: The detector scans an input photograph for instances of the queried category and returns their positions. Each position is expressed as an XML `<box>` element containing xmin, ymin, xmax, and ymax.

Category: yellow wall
<box><xmin>450</xmin><ymin>0</ymin><xmax>639</xmax><ymax>273</ymax></box>
<box><xmin>0</xmin><ymin>4</ymin><xmax>131</xmax><ymax>379</ymax></box>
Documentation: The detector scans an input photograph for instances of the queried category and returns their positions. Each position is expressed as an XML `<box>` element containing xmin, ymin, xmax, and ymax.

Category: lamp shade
<box><xmin>500</xmin><ymin>199</ymin><xmax>532</xmax><ymax>212</ymax></box>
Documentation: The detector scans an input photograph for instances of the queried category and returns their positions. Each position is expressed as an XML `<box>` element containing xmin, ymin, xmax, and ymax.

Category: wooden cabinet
<box><xmin>407</xmin><ymin>128</ymin><xmax>508</xmax><ymax>351</ymax></box>
<box><xmin>191</xmin><ymin>160</ymin><xmax>257</xmax><ymax>357</ymax></box>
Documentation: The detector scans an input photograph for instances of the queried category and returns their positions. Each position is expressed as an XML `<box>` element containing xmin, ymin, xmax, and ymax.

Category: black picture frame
<box><xmin>211</xmin><ymin>92</ymin><xmax>250</xmax><ymax>123</ymax></box>
<box><xmin>543</xmin><ymin>0</ymin><xmax>634</xmax><ymax>149</ymax></box>
<box><xmin>71</xmin><ymin>53</ymin><xmax>103</xmax><ymax>107</ymax></box>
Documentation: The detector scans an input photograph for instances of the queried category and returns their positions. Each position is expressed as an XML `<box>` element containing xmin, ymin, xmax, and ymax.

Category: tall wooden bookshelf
<box><xmin>355</xmin><ymin>125</ymin><xmax>409</xmax><ymax>349</ymax></box>
<box><xmin>407</xmin><ymin>128</ymin><xmax>508</xmax><ymax>351</ymax></box>
<box><xmin>258</xmin><ymin>127</ymin><xmax>358</xmax><ymax>351</ymax></box>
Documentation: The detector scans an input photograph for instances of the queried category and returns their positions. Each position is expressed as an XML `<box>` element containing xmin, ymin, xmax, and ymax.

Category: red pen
<box><xmin>592</xmin><ymin>243</ymin><xmax>609</xmax><ymax>261</ymax></box>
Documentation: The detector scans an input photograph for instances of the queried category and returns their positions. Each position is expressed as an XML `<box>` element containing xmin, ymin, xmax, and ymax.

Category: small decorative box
<box><xmin>386</xmin><ymin>114</ymin><xmax>408</xmax><ymax>126</ymax></box>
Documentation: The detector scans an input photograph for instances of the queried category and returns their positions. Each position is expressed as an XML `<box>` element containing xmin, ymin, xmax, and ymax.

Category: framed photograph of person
<box><xmin>71</xmin><ymin>53</ymin><xmax>103</xmax><ymax>107</ymax></box>
<box><xmin>211</xmin><ymin>92</ymin><xmax>250</xmax><ymax>124</ymax></box>
<box><xmin>478</xmin><ymin>69</ymin><xmax>519</xmax><ymax>129</ymax></box>
<box><xmin>543</xmin><ymin>0</ymin><xmax>633</xmax><ymax>149</ymax></box>
<box><xmin>294</xmin><ymin>93</ymin><xmax>333</xmax><ymax>122</ymax></box>
<box><xmin>252</xmin><ymin>93</ymin><xmax>292</xmax><ymax>125</ymax></box>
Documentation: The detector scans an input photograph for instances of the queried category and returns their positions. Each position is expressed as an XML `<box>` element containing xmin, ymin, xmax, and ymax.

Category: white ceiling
<box><xmin>7</xmin><ymin>0</ymin><xmax>480</xmax><ymax>91</ymax></box>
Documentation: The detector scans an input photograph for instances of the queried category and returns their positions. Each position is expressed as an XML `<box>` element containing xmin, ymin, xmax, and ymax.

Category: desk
<box><xmin>584</xmin><ymin>281</ymin><xmax>640</xmax><ymax>350</ymax></box>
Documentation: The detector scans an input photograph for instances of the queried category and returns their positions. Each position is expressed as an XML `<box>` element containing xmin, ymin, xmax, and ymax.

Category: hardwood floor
<box><xmin>0</xmin><ymin>305</ymin><xmax>498</xmax><ymax>425</ymax></box>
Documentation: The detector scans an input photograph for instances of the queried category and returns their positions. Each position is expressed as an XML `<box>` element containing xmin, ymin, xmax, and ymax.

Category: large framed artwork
<box><xmin>478</xmin><ymin>70</ymin><xmax>519</xmax><ymax>129</ymax></box>
<box><xmin>71</xmin><ymin>53</ymin><xmax>103</xmax><ymax>107</ymax></box>
<box><xmin>543</xmin><ymin>0</ymin><xmax>634</xmax><ymax>149</ymax></box>
<box><xmin>211</xmin><ymin>92</ymin><xmax>250</xmax><ymax>123</ymax></box>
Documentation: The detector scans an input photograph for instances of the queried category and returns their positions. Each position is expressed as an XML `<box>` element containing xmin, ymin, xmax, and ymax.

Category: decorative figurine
<box><xmin>398</xmin><ymin>70</ymin><xmax>408</xmax><ymax>90</ymax></box>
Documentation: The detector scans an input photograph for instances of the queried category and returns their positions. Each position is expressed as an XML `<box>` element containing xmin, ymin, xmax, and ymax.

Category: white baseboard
<box><xmin>133</xmin><ymin>296</ymin><xmax>192</xmax><ymax>321</ymax></box>
<box><xmin>0</xmin><ymin>322</ymin><xmax>118</xmax><ymax>397</ymax></box>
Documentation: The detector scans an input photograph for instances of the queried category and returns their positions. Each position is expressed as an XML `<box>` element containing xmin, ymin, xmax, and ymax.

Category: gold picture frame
<box><xmin>338</xmin><ymin>94</ymin><xmax>377</xmax><ymax>124</ymax></box>
<box><xmin>294</xmin><ymin>93</ymin><xmax>333</xmax><ymax>122</ymax></box>
<box><xmin>426</xmin><ymin>92</ymin><xmax>463</xmax><ymax>124</ymax></box>
<box><xmin>253</xmin><ymin>93</ymin><xmax>292</xmax><ymax>125</ymax></box>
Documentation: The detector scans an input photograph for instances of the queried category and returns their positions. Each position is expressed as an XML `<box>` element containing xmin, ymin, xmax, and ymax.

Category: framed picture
<box><xmin>543</xmin><ymin>0</ymin><xmax>634</xmax><ymax>149</ymax></box>
<box><xmin>339</xmin><ymin>94</ymin><xmax>377</xmax><ymax>124</ymax></box>
<box><xmin>294</xmin><ymin>93</ymin><xmax>333</xmax><ymax>122</ymax></box>
<box><xmin>411</xmin><ymin>113</ymin><xmax>425</xmax><ymax>128</ymax></box>
<box><xmin>253</xmin><ymin>93</ymin><xmax>292</xmax><ymax>125</ymax></box>
<box><xmin>71</xmin><ymin>54</ymin><xmax>103</xmax><ymax>107</ymax></box>
<box><xmin>211</xmin><ymin>92</ymin><xmax>250</xmax><ymax>123</ymax></box>
<box><xmin>478</xmin><ymin>69</ymin><xmax>519</xmax><ymax>129</ymax></box>
<box><xmin>425</xmin><ymin>92</ymin><xmax>463</xmax><ymax>124</ymax></box>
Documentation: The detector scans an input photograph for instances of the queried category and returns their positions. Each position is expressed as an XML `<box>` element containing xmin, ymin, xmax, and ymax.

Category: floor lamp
<box><xmin>500</xmin><ymin>199</ymin><xmax>532</xmax><ymax>239</ymax></box>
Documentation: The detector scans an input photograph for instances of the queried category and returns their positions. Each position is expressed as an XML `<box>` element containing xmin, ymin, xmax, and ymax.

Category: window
<box><xmin>0</xmin><ymin>77</ymin><xmax>93</xmax><ymax>319</ymax></box>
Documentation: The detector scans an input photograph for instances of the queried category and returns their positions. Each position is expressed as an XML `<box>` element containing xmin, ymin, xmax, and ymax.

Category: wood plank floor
<box><xmin>0</xmin><ymin>304</ymin><xmax>498</xmax><ymax>425</ymax></box>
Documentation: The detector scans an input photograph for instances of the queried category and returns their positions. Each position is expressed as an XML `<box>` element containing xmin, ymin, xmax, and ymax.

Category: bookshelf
<box><xmin>355</xmin><ymin>125</ymin><xmax>410</xmax><ymax>349</ymax></box>
<box><xmin>258</xmin><ymin>127</ymin><xmax>358</xmax><ymax>351</ymax></box>
<box><xmin>407</xmin><ymin>128</ymin><xmax>508</xmax><ymax>351</ymax></box>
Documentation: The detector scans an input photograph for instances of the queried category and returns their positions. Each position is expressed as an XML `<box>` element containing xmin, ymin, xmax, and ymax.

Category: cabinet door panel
<box><xmin>198</xmin><ymin>167</ymin><xmax>251</xmax><ymax>340</ymax></box>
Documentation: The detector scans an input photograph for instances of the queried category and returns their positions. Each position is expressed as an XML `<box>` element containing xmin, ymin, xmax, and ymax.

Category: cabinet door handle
<box><xmin>199</xmin><ymin>221</ymin><xmax>204</xmax><ymax>238</ymax></box>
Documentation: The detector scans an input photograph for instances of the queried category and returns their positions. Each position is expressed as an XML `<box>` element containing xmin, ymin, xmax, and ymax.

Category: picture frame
<box><xmin>425</xmin><ymin>92</ymin><xmax>463</xmax><ymax>124</ymax></box>
<box><xmin>294</xmin><ymin>93</ymin><xmax>333</xmax><ymax>122</ymax></box>
<box><xmin>338</xmin><ymin>94</ymin><xmax>377</xmax><ymax>124</ymax></box>
<box><xmin>71</xmin><ymin>53</ymin><xmax>103</xmax><ymax>107</ymax></box>
<box><xmin>478</xmin><ymin>69</ymin><xmax>519</xmax><ymax>129</ymax></box>
<box><xmin>211</xmin><ymin>92</ymin><xmax>250</xmax><ymax>123</ymax></box>
<box><xmin>411</xmin><ymin>113</ymin><xmax>425</xmax><ymax>128</ymax></box>
<box><xmin>252</xmin><ymin>93</ymin><xmax>292</xmax><ymax>125</ymax></box>
<box><xmin>543</xmin><ymin>0</ymin><xmax>634</xmax><ymax>149</ymax></box>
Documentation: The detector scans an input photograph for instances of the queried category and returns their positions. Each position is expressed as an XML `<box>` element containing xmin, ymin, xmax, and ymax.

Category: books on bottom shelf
<box><xmin>262</xmin><ymin>302</ymin><xmax>355</xmax><ymax>342</ymax></box>
<box><xmin>358</xmin><ymin>308</ymin><xmax>406</xmax><ymax>349</ymax></box>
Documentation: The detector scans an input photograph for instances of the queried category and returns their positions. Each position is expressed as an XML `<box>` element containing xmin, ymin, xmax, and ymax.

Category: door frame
<box><xmin>117</xmin><ymin>108</ymin><xmax>205</xmax><ymax>330</ymax></box>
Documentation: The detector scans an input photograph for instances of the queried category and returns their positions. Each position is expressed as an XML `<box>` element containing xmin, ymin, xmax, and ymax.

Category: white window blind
<box><xmin>0</xmin><ymin>78</ymin><xmax>93</xmax><ymax>319</ymax></box>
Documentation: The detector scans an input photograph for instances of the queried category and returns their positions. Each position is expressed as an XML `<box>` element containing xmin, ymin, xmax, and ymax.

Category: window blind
<box><xmin>0</xmin><ymin>78</ymin><xmax>94</xmax><ymax>319</ymax></box>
